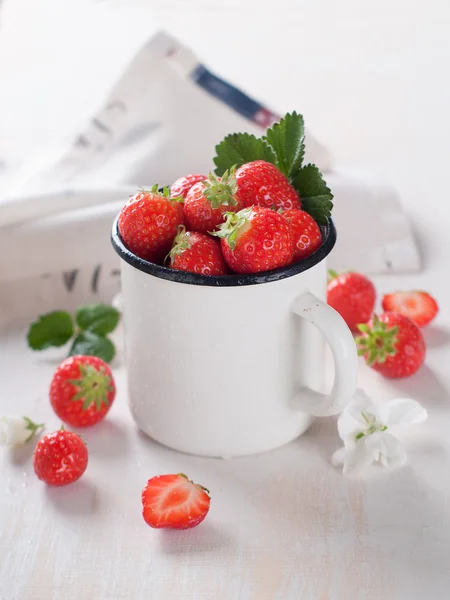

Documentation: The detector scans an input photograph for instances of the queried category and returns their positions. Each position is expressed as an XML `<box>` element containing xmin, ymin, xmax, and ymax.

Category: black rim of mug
<box><xmin>110</xmin><ymin>215</ymin><xmax>336</xmax><ymax>287</ymax></box>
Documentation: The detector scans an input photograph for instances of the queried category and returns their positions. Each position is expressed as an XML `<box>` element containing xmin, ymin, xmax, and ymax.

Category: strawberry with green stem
<box><xmin>184</xmin><ymin>169</ymin><xmax>244</xmax><ymax>233</ymax></box>
<box><xmin>214</xmin><ymin>206</ymin><xmax>293</xmax><ymax>274</ymax></box>
<box><xmin>169</xmin><ymin>226</ymin><xmax>228</xmax><ymax>276</ymax></box>
<box><xmin>356</xmin><ymin>313</ymin><xmax>426</xmax><ymax>378</ymax></box>
<box><xmin>118</xmin><ymin>185</ymin><xmax>184</xmax><ymax>262</ymax></box>
<box><xmin>50</xmin><ymin>355</ymin><xmax>116</xmax><ymax>427</ymax></box>
<box><xmin>214</xmin><ymin>112</ymin><xmax>333</xmax><ymax>225</ymax></box>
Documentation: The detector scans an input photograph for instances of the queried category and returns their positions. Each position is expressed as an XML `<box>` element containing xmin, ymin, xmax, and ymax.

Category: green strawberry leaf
<box><xmin>263</xmin><ymin>111</ymin><xmax>305</xmax><ymax>179</ymax></box>
<box><xmin>75</xmin><ymin>303</ymin><xmax>120</xmax><ymax>336</ymax></box>
<box><xmin>69</xmin><ymin>331</ymin><xmax>116</xmax><ymax>363</ymax></box>
<box><xmin>27</xmin><ymin>311</ymin><xmax>74</xmax><ymax>350</ymax></box>
<box><xmin>292</xmin><ymin>164</ymin><xmax>334</xmax><ymax>225</ymax></box>
<box><xmin>213</xmin><ymin>133</ymin><xmax>277</xmax><ymax>176</ymax></box>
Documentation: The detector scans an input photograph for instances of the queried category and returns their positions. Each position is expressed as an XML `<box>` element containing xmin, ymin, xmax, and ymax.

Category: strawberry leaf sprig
<box><xmin>213</xmin><ymin>111</ymin><xmax>333</xmax><ymax>225</ymax></box>
<box><xmin>27</xmin><ymin>303</ymin><xmax>120</xmax><ymax>363</ymax></box>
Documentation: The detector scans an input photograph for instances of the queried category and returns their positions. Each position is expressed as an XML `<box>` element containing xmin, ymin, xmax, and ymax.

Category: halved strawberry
<box><xmin>382</xmin><ymin>291</ymin><xmax>438</xmax><ymax>327</ymax></box>
<box><xmin>142</xmin><ymin>473</ymin><xmax>211</xmax><ymax>529</ymax></box>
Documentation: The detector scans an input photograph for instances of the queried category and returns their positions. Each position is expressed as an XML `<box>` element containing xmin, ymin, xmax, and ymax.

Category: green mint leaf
<box><xmin>69</xmin><ymin>331</ymin><xmax>116</xmax><ymax>363</ymax></box>
<box><xmin>27</xmin><ymin>311</ymin><xmax>74</xmax><ymax>350</ymax></box>
<box><xmin>213</xmin><ymin>133</ymin><xmax>277</xmax><ymax>176</ymax></box>
<box><xmin>75</xmin><ymin>303</ymin><xmax>120</xmax><ymax>336</ymax></box>
<box><xmin>263</xmin><ymin>111</ymin><xmax>305</xmax><ymax>178</ymax></box>
<box><xmin>292</xmin><ymin>164</ymin><xmax>334</xmax><ymax>225</ymax></box>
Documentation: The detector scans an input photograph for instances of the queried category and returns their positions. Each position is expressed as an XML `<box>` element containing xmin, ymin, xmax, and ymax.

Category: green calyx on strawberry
<box><xmin>327</xmin><ymin>269</ymin><xmax>339</xmax><ymax>282</ymax></box>
<box><xmin>214</xmin><ymin>207</ymin><xmax>253</xmax><ymax>250</ymax></box>
<box><xmin>213</xmin><ymin>111</ymin><xmax>333</xmax><ymax>225</ymax></box>
<box><xmin>169</xmin><ymin>225</ymin><xmax>192</xmax><ymax>259</ymax></box>
<box><xmin>355</xmin><ymin>315</ymin><xmax>399</xmax><ymax>366</ymax></box>
<box><xmin>178</xmin><ymin>472</ymin><xmax>210</xmax><ymax>494</ymax></box>
<box><xmin>202</xmin><ymin>168</ymin><xmax>238</xmax><ymax>209</ymax></box>
<box><xmin>69</xmin><ymin>363</ymin><xmax>115</xmax><ymax>411</ymax></box>
<box><xmin>147</xmin><ymin>183</ymin><xmax>184</xmax><ymax>203</ymax></box>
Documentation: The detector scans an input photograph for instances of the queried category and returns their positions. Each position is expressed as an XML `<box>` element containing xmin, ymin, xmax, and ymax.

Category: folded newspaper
<box><xmin>0</xmin><ymin>31</ymin><xmax>420</xmax><ymax>326</ymax></box>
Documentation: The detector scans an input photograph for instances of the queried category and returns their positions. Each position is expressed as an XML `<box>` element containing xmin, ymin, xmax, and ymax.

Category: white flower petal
<box><xmin>341</xmin><ymin>439</ymin><xmax>377</xmax><ymax>475</ymax></box>
<box><xmin>331</xmin><ymin>446</ymin><xmax>346</xmax><ymax>467</ymax></box>
<box><xmin>337</xmin><ymin>388</ymin><xmax>377</xmax><ymax>441</ymax></box>
<box><xmin>378</xmin><ymin>398</ymin><xmax>428</xmax><ymax>428</ymax></box>
<box><xmin>365</xmin><ymin>432</ymin><xmax>407</xmax><ymax>469</ymax></box>
<box><xmin>0</xmin><ymin>416</ymin><xmax>30</xmax><ymax>447</ymax></box>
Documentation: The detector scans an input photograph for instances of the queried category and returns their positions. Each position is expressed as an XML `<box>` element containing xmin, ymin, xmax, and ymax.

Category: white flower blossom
<box><xmin>332</xmin><ymin>389</ymin><xmax>427</xmax><ymax>475</ymax></box>
<box><xmin>0</xmin><ymin>416</ymin><xmax>44</xmax><ymax>447</ymax></box>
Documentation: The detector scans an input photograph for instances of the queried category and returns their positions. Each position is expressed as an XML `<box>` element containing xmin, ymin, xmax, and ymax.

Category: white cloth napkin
<box><xmin>0</xmin><ymin>31</ymin><xmax>420</xmax><ymax>324</ymax></box>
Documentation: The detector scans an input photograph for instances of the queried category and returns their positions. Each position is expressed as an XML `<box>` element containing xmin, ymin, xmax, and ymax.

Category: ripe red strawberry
<box><xmin>169</xmin><ymin>227</ymin><xmax>228</xmax><ymax>276</ymax></box>
<box><xmin>356</xmin><ymin>313</ymin><xmax>426</xmax><ymax>378</ymax></box>
<box><xmin>235</xmin><ymin>160</ymin><xmax>301</xmax><ymax>211</ymax></box>
<box><xmin>142</xmin><ymin>473</ymin><xmax>211</xmax><ymax>529</ymax></box>
<box><xmin>50</xmin><ymin>355</ymin><xmax>116</xmax><ymax>427</ymax></box>
<box><xmin>34</xmin><ymin>429</ymin><xmax>88</xmax><ymax>486</ymax></box>
<box><xmin>170</xmin><ymin>174</ymin><xmax>207</xmax><ymax>199</ymax></box>
<box><xmin>215</xmin><ymin>206</ymin><xmax>293</xmax><ymax>274</ymax></box>
<box><xmin>184</xmin><ymin>170</ymin><xmax>244</xmax><ymax>233</ymax></box>
<box><xmin>327</xmin><ymin>271</ymin><xmax>376</xmax><ymax>332</ymax></box>
<box><xmin>118</xmin><ymin>186</ymin><xmax>184</xmax><ymax>262</ymax></box>
<box><xmin>382</xmin><ymin>291</ymin><xmax>438</xmax><ymax>327</ymax></box>
<box><xmin>281</xmin><ymin>209</ymin><xmax>322</xmax><ymax>261</ymax></box>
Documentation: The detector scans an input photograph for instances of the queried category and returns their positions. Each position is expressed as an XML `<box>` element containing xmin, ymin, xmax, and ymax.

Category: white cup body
<box><xmin>120</xmin><ymin>258</ymin><xmax>328</xmax><ymax>457</ymax></box>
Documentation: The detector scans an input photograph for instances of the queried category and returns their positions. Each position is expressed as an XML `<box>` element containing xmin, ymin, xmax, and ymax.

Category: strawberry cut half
<box><xmin>382</xmin><ymin>291</ymin><xmax>438</xmax><ymax>327</ymax></box>
<box><xmin>142</xmin><ymin>473</ymin><xmax>211</xmax><ymax>530</ymax></box>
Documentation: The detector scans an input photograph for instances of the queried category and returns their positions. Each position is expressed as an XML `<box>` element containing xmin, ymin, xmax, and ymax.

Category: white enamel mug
<box><xmin>112</xmin><ymin>218</ymin><xmax>358</xmax><ymax>457</ymax></box>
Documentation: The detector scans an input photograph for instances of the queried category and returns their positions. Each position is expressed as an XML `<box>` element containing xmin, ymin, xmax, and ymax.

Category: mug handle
<box><xmin>291</xmin><ymin>291</ymin><xmax>358</xmax><ymax>417</ymax></box>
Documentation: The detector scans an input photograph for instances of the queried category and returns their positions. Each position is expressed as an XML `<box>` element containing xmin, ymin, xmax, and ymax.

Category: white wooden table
<box><xmin>1</xmin><ymin>264</ymin><xmax>450</xmax><ymax>600</ymax></box>
<box><xmin>2</xmin><ymin>1</ymin><xmax>450</xmax><ymax>598</ymax></box>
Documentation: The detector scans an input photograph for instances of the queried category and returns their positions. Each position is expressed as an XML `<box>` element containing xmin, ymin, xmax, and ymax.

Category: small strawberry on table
<box><xmin>50</xmin><ymin>355</ymin><xmax>116</xmax><ymax>427</ymax></box>
<box><xmin>34</xmin><ymin>429</ymin><xmax>88</xmax><ymax>486</ymax></box>
<box><xmin>356</xmin><ymin>313</ymin><xmax>426</xmax><ymax>378</ymax></box>
<box><xmin>327</xmin><ymin>271</ymin><xmax>376</xmax><ymax>332</ymax></box>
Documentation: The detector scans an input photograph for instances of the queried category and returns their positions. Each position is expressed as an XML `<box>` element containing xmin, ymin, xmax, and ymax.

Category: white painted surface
<box><xmin>1</xmin><ymin>0</ymin><xmax>450</xmax><ymax>598</ymax></box>
<box><xmin>1</xmin><ymin>285</ymin><xmax>450</xmax><ymax>600</ymax></box>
